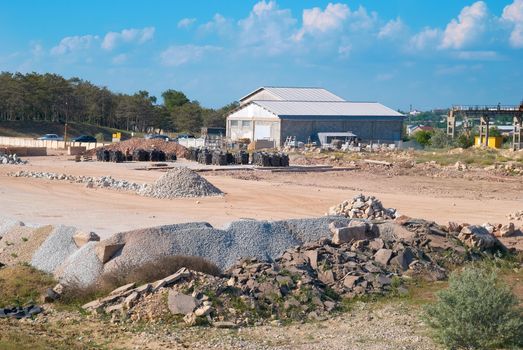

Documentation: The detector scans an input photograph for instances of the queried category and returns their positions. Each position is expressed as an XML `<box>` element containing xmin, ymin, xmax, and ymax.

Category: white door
<box><xmin>254</xmin><ymin>124</ymin><xmax>271</xmax><ymax>140</ymax></box>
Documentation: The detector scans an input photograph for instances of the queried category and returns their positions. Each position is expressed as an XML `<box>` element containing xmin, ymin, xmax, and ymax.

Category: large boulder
<box><xmin>168</xmin><ymin>291</ymin><xmax>197</xmax><ymax>315</ymax></box>
<box><xmin>458</xmin><ymin>225</ymin><xmax>498</xmax><ymax>250</ymax></box>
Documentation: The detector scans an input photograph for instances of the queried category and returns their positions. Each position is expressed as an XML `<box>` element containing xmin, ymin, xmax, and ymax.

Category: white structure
<box><xmin>226</xmin><ymin>87</ymin><xmax>404</xmax><ymax>147</ymax></box>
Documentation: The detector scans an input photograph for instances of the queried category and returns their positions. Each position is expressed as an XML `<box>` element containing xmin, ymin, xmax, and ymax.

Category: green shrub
<box><xmin>455</xmin><ymin>132</ymin><xmax>475</xmax><ymax>149</ymax></box>
<box><xmin>414</xmin><ymin>130</ymin><xmax>433</xmax><ymax>147</ymax></box>
<box><xmin>423</xmin><ymin>267</ymin><xmax>523</xmax><ymax>349</ymax></box>
<box><xmin>94</xmin><ymin>132</ymin><xmax>105</xmax><ymax>142</ymax></box>
<box><xmin>430</xmin><ymin>129</ymin><xmax>450</xmax><ymax>148</ymax></box>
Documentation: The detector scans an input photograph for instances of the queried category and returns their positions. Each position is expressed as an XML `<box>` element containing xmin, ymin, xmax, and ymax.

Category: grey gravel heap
<box><xmin>138</xmin><ymin>167</ymin><xmax>223</xmax><ymax>199</ymax></box>
<box><xmin>0</xmin><ymin>153</ymin><xmax>26</xmax><ymax>165</ymax></box>
<box><xmin>31</xmin><ymin>225</ymin><xmax>79</xmax><ymax>274</ymax></box>
<box><xmin>328</xmin><ymin>194</ymin><xmax>397</xmax><ymax>220</ymax></box>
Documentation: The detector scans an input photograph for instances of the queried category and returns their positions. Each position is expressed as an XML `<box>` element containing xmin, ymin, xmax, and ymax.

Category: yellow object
<box><xmin>474</xmin><ymin>136</ymin><xmax>502</xmax><ymax>148</ymax></box>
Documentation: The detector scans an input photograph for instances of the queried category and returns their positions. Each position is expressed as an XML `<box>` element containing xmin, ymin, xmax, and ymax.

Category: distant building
<box><xmin>226</xmin><ymin>87</ymin><xmax>405</xmax><ymax>147</ymax></box>
<box><xmin>408</xmin><ymin>125</ymin><xmax>434</xmax><ymax>136</ymax></box>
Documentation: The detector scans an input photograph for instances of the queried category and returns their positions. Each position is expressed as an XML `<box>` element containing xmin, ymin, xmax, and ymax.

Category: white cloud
<box><xmin>338</xmin><ymin>44</ymin><xmax>352</xmax><ymax>58</ymax></box>
<box><xmin>502</xmin><ymin>0</ymin><xmax>523</xmax><ymax>48</ymax></box>
<box><xmin>101</xmin><ymin>27</ymin><xmax>155</xmax><ymax>50</ymax></box>
<box><xmin>440</xmin><ymin>1</ymin><xmax>488</xmax><ymax>49</ymax></box>
<box><xmin>294</xmin><ymin>3</ymin><xmax>349</xmax><ymax>41</ymax></box>
<box><xmin>454</xmin><ymin>50</ymin><xmax>499</xmax><ymax>60</ymax></box>
<box><xmin>160</xmin><ymin>45</ymin><xmax>220</xmax><ymax>66</ymax></box>
<box><xmin>178</xmin><ymin>18</ymin><xmax>196</xmax><ymax>29</ymax></box>
<box><xmin>51</xmin><ymin>35</ymin><xmax>99</xmax><ymax>55</ymax></box>
<box><xmin>375</xmin><ymin>72</ymin><xmax>395</xmax><ymax>81</ymax></box>
<box><xmin>409</xmin><ymin>27</ymin><xmax>441</xmax><ymax>50</ymax></box>
<box><xmin>112</xmin><ymin>53</ymin><xmax>128</xmax><ymax>64</ymax></box>
<box><xmin>378</xmin><ymin>17</ymin><xmax>406</xmax><ymax>39</ymax></box>
<box><xmin>199</xmin><ymin>14</ymin><xmax>233</xmax><ymax>37</ymax></box>
<box><xmin>237</xmin><ymin>1</ymin><xmax>296</xmax><ymax>54</ymax></box>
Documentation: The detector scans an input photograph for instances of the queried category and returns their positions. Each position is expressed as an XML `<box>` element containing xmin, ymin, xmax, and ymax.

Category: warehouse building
<box><xmin>226</xmin><ymin>87</ymin><xmax>404</xmax><ymax>147</ymax></box>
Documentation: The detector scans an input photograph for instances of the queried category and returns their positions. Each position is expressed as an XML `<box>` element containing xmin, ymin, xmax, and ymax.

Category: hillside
<box><xmin>0</xmin><ymin>121</ymin><xmax>135</xmax><ymax>141</ymax></box>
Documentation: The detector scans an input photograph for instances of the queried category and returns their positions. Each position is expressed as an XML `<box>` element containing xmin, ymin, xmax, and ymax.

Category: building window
<box><xmin>230</xmin><ymin>120</ymin><xmax>238</xmax><ymax>127</ymax></box>
<box><xmin>242</xmin><ymin>120</ymin><xmax>252</xmax><ymax>128</ymax></box>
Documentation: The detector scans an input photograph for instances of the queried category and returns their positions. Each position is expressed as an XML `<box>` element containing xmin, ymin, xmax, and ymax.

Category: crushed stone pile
<box><xmin>81</xmin><ymin>218</ymin><xmax>501</xmax><ymax>326</ymax></box>
<box><xmin>138</xmin><ymin>167</ymin><xmax>223</xmax><ymax>199</ymax></box>
<box><xmin>87</xmin><ymin>138</ymin><xmax>188</xmax><ymax>158</ymax></box>
<box><xmin>328</xmin><ymin>194</ymin><xmax>397</xmax><ymax>219</ymax></box>
<box><xmin>31</xmin><ymin>225</ymin><xmax>79</xmax><ymax>274</ymax></box>
<box><xmin>101</xmin><ymin>217</ymin><xmax>348</xmax><ymax>275</ymax></box>
<box><xmin>10</xmin><ymin>171</ymin><xmax>146</xmax><ymax>192</ymax></box>
<box><xmin>0</xmin><ymin>217</ymin><xmax>25</xmax><ymax>239</ymax></box>
<box><xmin>55</xmin><ymin>241</ymin><xmax>104</xmax><ymax>287</ymax></box>
<box><xmin>0</xmin><ymin>152</ymin><xmax>26</xmax><ymax>165</ymax></box>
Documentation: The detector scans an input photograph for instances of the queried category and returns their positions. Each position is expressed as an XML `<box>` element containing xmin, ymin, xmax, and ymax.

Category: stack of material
<box><xmin>252</xmin><ymin>152</ymin><xmax>289</xmax><ymax>167</ymax></box>
<box><xmin>138</xmin><ymin>167</ymin><xmax>223</xmax><ymax>199</ymax></box>
<box><xmin>328</xmin><ymin>194</ymin><xmax>397</xmax><ymax>220</ymax></box>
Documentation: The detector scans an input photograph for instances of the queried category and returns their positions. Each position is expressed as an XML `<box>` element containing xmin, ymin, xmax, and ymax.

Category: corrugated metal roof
<box><xmin>252</xmin><ymin>100</ymin><xmax>404</xmax><ymax>118</ymax></box>
<box><xmin>240</xmin><ymin>87</ymin><xmax>345</xmax><ymax>102</ymax></box>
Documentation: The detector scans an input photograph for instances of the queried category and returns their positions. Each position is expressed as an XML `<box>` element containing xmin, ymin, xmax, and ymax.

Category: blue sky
<box><xmin>1</xmin><ymin>0</ymin><xmax>522</xmax><ymax>110</ymax></box>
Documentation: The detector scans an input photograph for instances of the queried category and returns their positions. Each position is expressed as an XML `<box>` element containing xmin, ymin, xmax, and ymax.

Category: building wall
<box><xmin>227</xmin><ymin>103</ymin><xmax>281</xmax><ymax>143</ymax></box>
<box><xmin>279</xmin><ymin>119</ymin><xmax>403</xmax><ymax>145</ymax></box>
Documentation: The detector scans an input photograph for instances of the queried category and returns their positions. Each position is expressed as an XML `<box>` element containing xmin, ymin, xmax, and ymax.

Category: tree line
<box><xmin>0</xmin><ymin>72</ymin><xmax>238</xmax><ymax>133</ymax></box>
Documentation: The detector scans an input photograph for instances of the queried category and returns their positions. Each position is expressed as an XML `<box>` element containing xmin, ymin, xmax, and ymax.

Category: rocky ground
<box><xmin>0</xmin><ymin>301</ymin><xmax>440</xmax><ymax>350</ymax></box>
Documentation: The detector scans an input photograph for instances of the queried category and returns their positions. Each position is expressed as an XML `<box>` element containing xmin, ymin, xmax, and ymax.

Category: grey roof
<box><xmin>240</xmin><ymin>87</ymin><xmax>345</xmax><ymax>102</ymax></box>
<box><xmin>252</xmin><ymin>100</ymin><xmax>403</xmax><ymax>118</ymax></box>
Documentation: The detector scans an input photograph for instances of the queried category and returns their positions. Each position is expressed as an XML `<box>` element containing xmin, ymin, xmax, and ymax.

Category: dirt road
<box><xmin>0</xmin><ymin>155</ymin><xmax>522</xmax><ymax>238</ymax></box>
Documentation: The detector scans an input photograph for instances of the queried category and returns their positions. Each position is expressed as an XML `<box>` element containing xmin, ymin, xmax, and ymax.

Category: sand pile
<box><xmin>88</xmin><ymin>138</ymin><xmax>188</xmax><ymax>158</ymax></box>
<box><xmin>139</xmin><ymin>167</ymin><xmax>223</xmax><ymax>199</ymax></box>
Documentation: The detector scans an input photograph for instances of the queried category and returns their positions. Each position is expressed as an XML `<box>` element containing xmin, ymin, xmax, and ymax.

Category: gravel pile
<box><xmin>0</xmin><ymin>153</ymin><xmax>26</xmax><ymax>165</ymax></box>
<box><xmin>87</xmin><ymin>138</ymin><xmax>188</xmax><ymax>158</ymax></box>
<box><xmin>56</xmin><ymin>242</ymin><xmax>104</xmax><ymax>287</ymax></box>
<box><xmin>138</xmin><ymin>167</ymin><xmax>223</xmax><ymax>199</ymax></box>
<box><xmin>31</xmin><ymin>225</ymin><xmax>78</xmax><ymax>274</ymax></box>
<box><xmin>10</xmin><ymin>171</ymin><xmax>147</xmax><ymax>192</ymax></box>
<box><xmin>100</xmin><ymin>217</ymin><xmax>349</xmax><ymax>274</ymax></box>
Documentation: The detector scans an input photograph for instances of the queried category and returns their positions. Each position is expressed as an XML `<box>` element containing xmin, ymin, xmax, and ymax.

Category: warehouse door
<box><xmin>254</xmin><ymin>124</ymin><xmax>271</xmax><ymax>140</ymax></box>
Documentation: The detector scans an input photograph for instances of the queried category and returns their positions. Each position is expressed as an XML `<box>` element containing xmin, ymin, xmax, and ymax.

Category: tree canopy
<box><xmin>0</xmin><ymin>71</ymin><xmax>235</xmax><ymax>133</ymax></box>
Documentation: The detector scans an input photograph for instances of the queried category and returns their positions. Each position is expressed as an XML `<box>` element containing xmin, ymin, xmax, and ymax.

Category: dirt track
<box><xmin>0</xmin><ymin>155</ymin><xmax>522</xmax><ymax>238</ymax></box>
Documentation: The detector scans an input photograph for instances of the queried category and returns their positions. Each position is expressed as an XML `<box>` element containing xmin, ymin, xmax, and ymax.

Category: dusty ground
<box><xmin>0</xmin><ymin>301</ymin><xmax>439</xmax><ymax>350</ymax></box>
<box><xmin>0</xmin><ymin>154</ymin><xmax>522</xmax><ymax>238</ymax></box>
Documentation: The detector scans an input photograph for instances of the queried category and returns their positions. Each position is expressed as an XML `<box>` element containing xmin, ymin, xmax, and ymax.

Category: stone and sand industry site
<box><xmin>1</xmin><ymin>1</ymin><xmax>523</xmax><ymax>349</ymax></box>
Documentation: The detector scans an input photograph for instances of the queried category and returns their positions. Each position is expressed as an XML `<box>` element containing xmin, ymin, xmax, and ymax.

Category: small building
<box><xmin>408</xmin><ymin>125</ymin><xmax>434</xmax><ymax>136</ymax></box>
<box><xmin>226</xmin><ymin>87</ymin><xmax>404</xmax><ymax>147</ymax></box>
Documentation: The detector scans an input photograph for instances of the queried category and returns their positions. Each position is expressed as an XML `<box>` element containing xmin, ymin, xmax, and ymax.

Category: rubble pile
<box><xmin>507</xmin><ymin>210</ymin><xmax>523</xmax><ymax>221</ymax></box>
<box><xmin>88</xmin><ymin>138</ymin><xmax>188</xmax><ymax>159</ymax></box>
<box><xmin>0</xmin><ymin>153</ymin><xmax>26</xmax><ymax>165</ymax></box>
<box><xmin>138</xmin><ymin>167</ymin><xmax>223</xmax><ymax>199</ymax></box>
<box><xmin>328</xmin><ymin>194</ymin><xmax>397</xmax><ymax>220</ymax></box>
<box><xmin>10</xmin><ymin>171</ymin><xmax>146</xmax><ymax>192</ymax></box>
<box><xmin>78</xmin><ymin>218</ymin><xmax>497</xmax><ymax>326</ymax></box>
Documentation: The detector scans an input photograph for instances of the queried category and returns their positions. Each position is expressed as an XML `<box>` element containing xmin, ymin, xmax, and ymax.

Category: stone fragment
<box><xmin>304</xmin><ymin>250</ymin><xmax>318</xmax><ymax>269</ymax></box>
<box><xmin>110</xmin><ymin>282</ymin><xmax>136</xmax><ymax>296</ymax></box>
<box><xmin>458</xmin><ymin>225</ymin><xmax>498</xmax><ymax>249</ymax></box>
<box><xmin>343</xmin><ymin>275</ymin><xmax>361</xmax><ymax>289</ymax></box>
<box><xmin>374</xmin><ymin>248</ymin><xmax>393</xmax><ymax>266</ymax></box>
<box><xmin>213</xmin><ymin>321</ymin><xmax>237</xmax><ymax>328</ymax></box>
<box><xmin>124</xmin><ymin>292</ymin><xmax>139</xmax><ymax>308</ymax></box>
<box><xmin>495</xmin><ymin>223</ymin><xmax>515</xmax><ymax>238</ymax></box>
<box><xmin>73</xmin><ymin>231</ymin><xmax>100</xmax><ymax>248</ymax></box>
<box><xmin>318</xmin><ymin>270</ymin><xmax>335</xmax><ymax>285</ymax></box>
<box><xmin>95</xmin><ymin>242</ymin><xmax>124</xmax><ymax>263</ymax></box>
<box><xmin>168</xmin><ymin>291</ymin><xmax>197</xmax><ymax>315</ymax></box>
<box><xmin>390</xmin><ymin>248</ymin><xmax>415</xmax><ymax>271</ymax></box>
<box><xmin>369</xmin><ymin>238</ymin><xmax>384</xmax><ymax>251</ymax></box>
<box><xmin>332</xmin><ymin>221</ymin><xmax>369</xmax><ymax>245</ymax></box>
<box><xmin>194</xmin><ymin>305</ymin><xmax>212</xmax><ymax>317</ymax></box>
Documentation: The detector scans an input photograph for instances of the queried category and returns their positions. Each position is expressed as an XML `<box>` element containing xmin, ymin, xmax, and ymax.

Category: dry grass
<box><xmin>0</xmin><ymin>264</ymin><xmax>55</xmax><ymax>308</ymax></box>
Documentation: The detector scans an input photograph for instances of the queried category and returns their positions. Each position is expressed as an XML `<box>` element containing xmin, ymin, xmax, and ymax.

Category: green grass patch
<box><xmin>0</xmin><ymin>264</ymin><xmax>56</xmax><ymax>307</ymax></box>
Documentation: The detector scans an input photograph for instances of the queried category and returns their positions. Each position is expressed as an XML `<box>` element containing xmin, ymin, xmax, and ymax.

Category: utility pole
<box><xmin>64</xmin><ymin>100</ymin><xmax>68</xmax><ymax>149</ymax></box>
